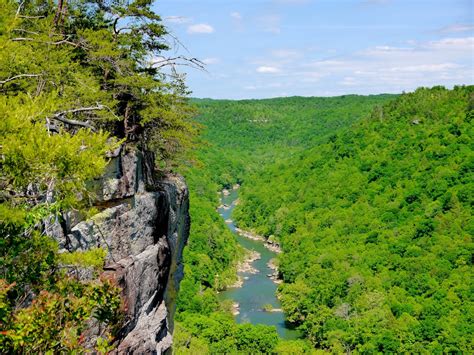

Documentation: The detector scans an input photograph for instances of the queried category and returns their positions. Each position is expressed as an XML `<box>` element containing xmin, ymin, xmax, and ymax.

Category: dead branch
<box><xmin>15</xmin><ymin>1</ymin><xmax>25</xmax><ymax>17</ymax></box>
<box><xmin>11</xmin><ymin>37</ymin><xmax>33</xmax><ymax>41</ymax></box>
<box><xmin>48</xmin><ymin>105</ymin><xmax>107</xmax><ymax>130</ymax></box>
<box><xmin>12</xmin><ymin>28</ymin><xmax>40</xmax><ymax>35</ymax></box>
<box><xmin>18</xmin><ymin>15</ymin><xmax>45</xmax><ymax>19</ymax></box>
<box><xmin>165</xmin><ymin>32</ymin><xmax>192</xmax><ymax>56</ymax></box>
<box><xmin>150</xmin><ymin>56</ymin><xmax>206</xmax><ymax>71</ymax></box>
<box><xmin>0</xmin><ymin>74</ymin><xmax>42</xmax><ymax>85</ymax></box>
<box><xmin>11</xmin><ymin>37</ymin><xmax>78</xmax><ymax>46</ymax></box>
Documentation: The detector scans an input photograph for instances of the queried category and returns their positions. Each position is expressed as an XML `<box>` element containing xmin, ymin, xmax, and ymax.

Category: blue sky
<box><xmin>155</xmin><ymin>0</ymin><xmax>474</xmax><ymax>99</ymax></box>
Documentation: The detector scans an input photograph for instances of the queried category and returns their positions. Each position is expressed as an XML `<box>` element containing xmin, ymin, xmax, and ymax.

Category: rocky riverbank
<box><xmin>267</xmin><ymin>258</ymin><xmax>282</xmax><ymax>285</ymax></box>
<box><xmin>234</xmin><ymin>227</ymin><xmax>282</xmax><ymax>254</ymax></box>
<box><xmin>229</xmin><ymin>249</ymin><xmax>260</xmax><ymax>288</ymax></box>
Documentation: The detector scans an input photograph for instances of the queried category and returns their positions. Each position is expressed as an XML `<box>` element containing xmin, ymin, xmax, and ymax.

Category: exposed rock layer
<box><xmin>48</xmin><ymin>145</ymin><xmax>190</xmax><ymax>353</ymax></box>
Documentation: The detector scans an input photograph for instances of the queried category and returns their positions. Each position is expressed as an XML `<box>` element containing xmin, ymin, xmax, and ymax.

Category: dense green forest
<box><xmin>174</xmin><ymin>94</ymin><xmax>396</xmax><ymax>353</ymax></box>
<box><xmin>190</xmin><ymin>95</ymin><xmax>394</xmax><ymax>187</ymax></box>
<box><xmin>233</xmin><ymin>86</ymin><xmax>473</xmax><ymax>352</ymax></box>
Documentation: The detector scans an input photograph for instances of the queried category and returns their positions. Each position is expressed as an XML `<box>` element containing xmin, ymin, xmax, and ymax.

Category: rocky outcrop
<box><xmin>48</xmin><ymin>144</ymin><xmax>190</xmax><ymax>353</ymax></box>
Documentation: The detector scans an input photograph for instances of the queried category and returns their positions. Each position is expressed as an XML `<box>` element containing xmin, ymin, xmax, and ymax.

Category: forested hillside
<box><xmin>174</xmin><ymin>94</ymin><xmax>396</xmax><ymax>353</ymax></box>
<box><xmin>191</xmin><ymin>95</ymin><xmax>394</xmax><ymax>186</ymax></box>
<box><xmin>234</xmin><ymin>86</ymin><xmax>473</xmax><ymax>352</ymax></box>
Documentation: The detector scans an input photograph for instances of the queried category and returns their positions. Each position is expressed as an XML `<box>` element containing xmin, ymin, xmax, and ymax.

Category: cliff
<box><xmin>46</xmin><ymin>144</ymin><xmax>190</xmax><ymax>353</ymax></box>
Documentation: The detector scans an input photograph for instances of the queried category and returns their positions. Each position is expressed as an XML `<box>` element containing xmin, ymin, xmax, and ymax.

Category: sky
<box><xmin>155</xmin><ymin>0</ymin><xmax>474</xmax><ymax>99</ymax></box>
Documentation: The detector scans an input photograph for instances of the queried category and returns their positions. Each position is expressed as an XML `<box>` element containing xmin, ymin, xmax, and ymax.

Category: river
<box><xmin>217</xmin><ymin>188</ymin><xmax>300</xmax><ymax>339</ymax></box>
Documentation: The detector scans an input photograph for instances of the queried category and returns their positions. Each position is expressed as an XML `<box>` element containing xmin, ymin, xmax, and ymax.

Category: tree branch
<box><xmin>150</xmin><ymin>56</ymin><xmax>206</xmax><ymax>71</ymax></box>
<box><xmin>48</xmin><ymin>105</ymin><xmax>108</xmax><ymax>130</ymax></box>
<box><xmin>12</xmin><ymin>28</ymin><xmax>40</xmax><ymax>35</ymax></box>
<box><xmin>50</xmin><ymin>115</ymin><xmax>95</xmax><ymax>130</ymax></box>
<box><xmin>0</xmin><ymin>74</ymin><xmax>42</xmax><ymax>85</ymax></box>
<box><xmin>15</xmin><ymin>1</ymin><xmax>25</xmax><ymax>17</ymax></box>
<box><xmin>11</xmin><ymin>37</ymin><xmax>78</xmax><ymax>46</ymax></box>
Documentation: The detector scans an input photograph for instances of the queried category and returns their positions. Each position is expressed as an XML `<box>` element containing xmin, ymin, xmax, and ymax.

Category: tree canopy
<box><xmin>234</xmin><ymin>86</ymin><xmax>474</xmax><ymax>353</ymax></box>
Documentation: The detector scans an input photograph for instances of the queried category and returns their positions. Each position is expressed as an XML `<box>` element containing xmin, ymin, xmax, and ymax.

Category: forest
<box><xmin>174</xmin><ymin>94</ymin><xmax>399</xmax><ymax>353</ymax></box>
<box><xmin>234</xmin><ymin>86</ymin><xmax>474</xmax><ymax>353</ymax></box>
<box><xmin>1</xmin><ymin>0</ymin><xmax>472</xmax><ymax>353</ymax></box>
<box><xmin>175</xmin><ymin>86</ymin><xmax>473</xmax><ymax>353</ymax></box>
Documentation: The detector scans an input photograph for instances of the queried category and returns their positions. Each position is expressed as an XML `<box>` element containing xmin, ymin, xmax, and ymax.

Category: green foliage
<box><xmin>192</xmin><ymin>94</ymin><xmax>393</xmax><ymax>187</ymax></box>
<box><xmin>1</xmin><ymin>0</ymin><xmax>195</xmax><ymax>351</ymax></box>
<box><xmin>234</xmin><ymin>86</ymin><xmax>474</xmax><ymax>352</ymax></box>
<box><xmin>176</xmin><ymin>168</ymin><xmax>243</xmax><ymax>311</ymax></box>
<box><xmin>0</xmin><ymin>278</ymin><xmax>122</xmax><ymax>353</ymax></box>
<box><xmin>0</xmin><ymin>0</ymin><xmax>196</xmax><ymax>169</ymax></box>
<box><xmin>58</xmin><ymin>247</ymin><xmax>107</xmax><ymax>269</ymax></box>
<box><xmin>175</xmin><ymin>312</ymin><xmax>279</xmax><ymax>354</ymax></box>
<box><xmin>176</xmin><ymin>95</ymin><xmax>394</xmax><ymax>352</ymax></box>
<box><xmin>274</xmin><ymin>339</ymin><xmax>314</xmax><ymax>354</ymax></box>
<box><xmin>173</xmin><ymin>322</ymin><xmax>210</xmax><ymax>354</ymax></box>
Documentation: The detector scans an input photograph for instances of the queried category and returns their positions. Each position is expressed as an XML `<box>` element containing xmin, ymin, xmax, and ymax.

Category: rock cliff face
<box><xmin>47</xmin><ymin>145</ymin><xmax>190</xmax><ymax>353</ymax></box>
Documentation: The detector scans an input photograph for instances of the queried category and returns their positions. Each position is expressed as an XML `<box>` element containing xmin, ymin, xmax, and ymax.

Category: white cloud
<box><xmin>202</xmin><ymin>57</ymin><xmax>220</xmax><ymax>65</ymax></box>
<box><xmin>187</xmin><ymin>23</ymin><xmax>214</xmax><ymax>34</ymax></box>
<box><xmin>244</xmin><ymin>82</ymin><xmax>285</xmax><ymax>91</ymax></box>
<box><xmin>231</xmin><ymin>12</ymin><xmax>242</xmax><ymax>20</ymax></box>
<box><xmin>271</xmin><ymin>49</ymin><xmax>303</xmax><ymax>60</ymax></box>
<box><xmin>389</xmin><ymin>63</ymin><xmax>461</xmax><ymax>73</ymax></box>
<box><xmin>340</xmin><ymin>77</ymin><xmax>357</xmax><ymax>86</ymax></box>
<box><xmin>165</xmin><ymin>16</ymin><xmax>191</xmax><ymax>24</ymax></box>
<box><xmin>426</xmin><ymin>36</ymin><xmax>474</xmax><ymax>51</ymax></box>
<box><xmin>301</xmin><ymin>36</ymin><xmax>474</xmax><ymax>92</ymax></box>
<box><xmin>258</xmin><ymin>15</ymin><xmax>281</xmax><ymax>34</ymax></box>
<box><xmin>257</xmin><ymin>66</ymin><xmax>281</xmax><ymax>73</ymax></box>
<box><xmin>244</xmin><ymin>35</ymin><xmax>472</xmax><ymax>97</ymax></box>
<box><xmin>439</xmin><ymin>24</ymin><xmax>474</xmax><ymax>33</ymax></box>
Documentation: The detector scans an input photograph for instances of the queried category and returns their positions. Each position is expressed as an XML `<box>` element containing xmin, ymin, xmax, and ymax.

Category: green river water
<box><xmin>217</xmin><ymin>188</ymin><xmax>301</xmax><ymax>340</ymax></box>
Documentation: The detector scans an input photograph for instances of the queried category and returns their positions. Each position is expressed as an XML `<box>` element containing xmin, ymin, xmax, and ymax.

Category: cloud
<box><xmin>245</xmin><ymin>35</ymin><xmax>473</xmax><ymax>96</ymax></box>
<box><xmin>244</xmin><ymin>82</ymin><xmax>285</xmax><ymax>90</ymax></box>
<box><xmin>389</xmin><ymin>63</ymin><xmax>461</xmax><ymax>73</ymax></box>
<box><xmin>165</xmin><ymin>16</ymin><xmax>191</xmax><ymax>25</ymax></box>
<box><xmin>187</xmin><ymin>23</ymin><xmax>214</xmax><ymax>34</ymax></box>
<box><xmin>303</xmin><ymin>36</ymin><xmax>474</xmax><ymax>92</ymax></box>
<box><xmin>202</xmin><ymin>57</ymin><xmax>220</xmax><ymax>65</ymax></box>
<box><xmin>230</xmin><ymin>12</ymin><xmax>242</xmax><ymax>20</ymax></box>
<box><xmin>256</xmin><ymin>66</ymin><xmax>281</xmax><ymax>73</ymax></box>
<box><xmin>425</xmin><ymin>36</ymin><xmax>474</xmax><ymax>50</ymax></box>
<box><xmin>271</xmin><ymin>49</ymin><xmax>303</xmax><ymax>60</ymax></box>
<box><xmin>258</xmin><ymin>15</ymin><xmax>281</xmax><ymax>34</ymax></box>
<box><xmin>439</xmin><ymin>24</ymin><xmax>474</xmax><ymax>33</ymax></box>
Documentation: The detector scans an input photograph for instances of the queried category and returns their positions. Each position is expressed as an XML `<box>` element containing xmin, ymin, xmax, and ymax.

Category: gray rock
<box><xmin>47</xmin><ymin>145</ymin><xmax>190</xmax><ymax>354</ymax></box>
<box><xmin>66</xmin><ymin>192</ymin><xmax>160</xmax><ymax>261</ymax></box>
<box><xmin>89</xmin><ymin>146</ymin><xmax>147</xmax><ymax>203</ymax></box>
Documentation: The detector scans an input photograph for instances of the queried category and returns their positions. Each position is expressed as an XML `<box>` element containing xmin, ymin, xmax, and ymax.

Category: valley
<box><xmin>174</xmin><ymin>87</ymin><xmax>473</xmax><ymax>353</ymax></box>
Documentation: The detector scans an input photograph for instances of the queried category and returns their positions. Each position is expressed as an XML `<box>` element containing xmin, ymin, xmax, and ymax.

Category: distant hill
<box><xmin>191</xmin><ymin>94</ymin><xmax>396</xmax><ymax>186</ymax></box>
